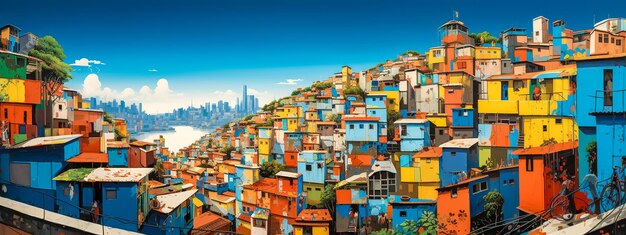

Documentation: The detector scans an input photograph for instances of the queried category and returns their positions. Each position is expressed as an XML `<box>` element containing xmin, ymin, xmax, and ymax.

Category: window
<box><xmin>472</xmin><ymin>181</ymin><xmax>488</xmax><ymax>194</ymax></box>
<box><xmin>426</xmin><ymin>158</ymin><xmax>431</xmax><ymax>163</ymax></box>
<box><xmin>599</xmin><ymin>34</ymin><xmax>603</xmax><ymax>43</ymax></box>
<box><xmin>451</xmin><ymin>188</ymin><xmax>458</xmax><ymax>198</ymax></box>
<box><xmin>23</xmin><ymin>111</ymin><xmax>27</xmax><ymax>123</ymax></box>
<box><xmin>439</xmin><ymin>129</ymin><xmax>444</xmax><ymax>135</ymax></box>
<box><xmin>253</xmin><ymin>219</ymin><xmax>266</xmax><ymax>228</ymax></box>
<box><xmin>359</xmin><ymin>124</ymin><xmax>364</xmax><ymax>129</ymax></box>
<box><xmin>458</xmin><ymin>62</ymin><xmax>467</xmax><ymax>69</ymax></box>
<box><xmin>611</xmin><ymin>37</ymin><xmax>615</xmax><ymax>43</ymax></box>
<box><xmin>503</xmin><ymin>180</ymin><xmax>507</xmax><ymax>186</ymax></box>
<box><xmin>58</xmin><ymin>105</ymin><xmax>62</xmax><ymax>111</ymax></box>
<box><xmin>306</xmin><ymin>164</ymin><xmax>312</xmax><ymax>171</ymax></box>
<box><xmin>307</xmin><ymin>187</ymin><xmax>312</xmax><ymax>191</ymax></box>
<box><xmin>543</xmin><ymin>125</ymin><xmax>547</xmax><ymax>132</ymax></box>
<box><xmin>535</xmin><ymin>31</ymin><xmax>539</xmax><ymax>36</ymax></box>
<box><xmin>372</xmin><ymin>110</ymin><xmax>376</xmax><ymax>114</ymax></box>
<box><xmin>289</xmin><ymin>179</ymin><xmax>293</xmax><ymax>186</ymax></box>
<box><xmin>555</xmin><ymin>118</ymin><xmax>562</xmax><ymax>124</ymax></box>
<box><xmin>451</xmin><ymin>152</ymin><xmax>457</xmax><ymax>156</ymax></box>
<box><xmin>106</xmin><ymin>189</ymin><xmax>117</xmax><ymax>199</ymax></box>
<box><xmin>604</xmin><ymin>34</ymin><xmax>609</xmax><ymax>43</ymax></box>
<box><xmin>400</xmin><ymin>211</ymin><xmax>407</xmax><ymax>217</ymax></box>
<box><xmin>605</xmin><ymin>69</ymin><xmax>613</xmax><ymax>106</ymax></box>
<box><xmin>463</xmin><ymin>111</ymin><xmax>468</xmax><ymax>116</ymax></box>
<box><xmin>350</xmin><ymin>124</ymin><xmax>354</xmax><ymax>129</ymax></box>
<box><xmin>3</xmin><ymin>108</ymin><xmax>7</xmax><ymax>119</ymax></box>
<box><xmin>618</xmin><ymin>39</ymin><xmax>622</xmax><ymax>46</ymax></box>
<box><xmin>401</xmin><ymin>124</ymin><xmax>407</xmax><ymax>136</ymax></box>
<box><xmin>369</xmin><ymin>124</ymin><xmax>374</xmax><ymax>130</ymax></box>
<box><xmin>509</xmin><ymin>179</ymin><xmax>515</xmax><ymax>185</ymax></box>
<box><xmin>315</xmin><ymin>187</ymin><xmax>321</xmax><ymax>191</ymax></box>
<box><xmin>10</xmin><ymin>163</ymin><xmax>30</xmax><ymax>186</ymax></box>
<box><xmin>526</xmin><ymin>158</ymin><xmax>534</xmax><ymax>172</ymax></box>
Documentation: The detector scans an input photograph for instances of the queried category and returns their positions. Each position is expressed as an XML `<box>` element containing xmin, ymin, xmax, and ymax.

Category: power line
<box><xmin>0</xmin><ymin>178</ymin><xmax>239</xmax><ymax>234</ymax></box>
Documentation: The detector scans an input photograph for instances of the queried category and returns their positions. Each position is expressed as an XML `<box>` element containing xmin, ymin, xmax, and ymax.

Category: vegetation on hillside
<box><xmin>260</xmin><ymin>160</ymin><xmax>284</xmax><ymax>178</ymax></box>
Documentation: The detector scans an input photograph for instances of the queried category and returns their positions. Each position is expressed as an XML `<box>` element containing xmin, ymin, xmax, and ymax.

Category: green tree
<box><xmin>586</xmin><ymin>141</ymin><xmax>597</xmax><ymax>175</ymax></box>
<box><xmin>469</xmin><ymin>31</ymin><xmax>501</xmax><ymax>45</ymax></box>
<box><xmin>29</xmin><ymin>36</ymin><xmax>73</xmax><ymax>128</ymax></box>
<box><xmin>343</xmin><ymin>85</ymin><xmax>365</xmax><ymax>100</ymax></box>
<box><xmin>243</xmin><ymin>114</ymin><xmax>255</xmax><ymax>121</ymax></box>
<box><xmin>260</xmin><ymin>160</ymin><xmax>284</xmax><ymax>178</ymax></box>
<box><xmin>387</xmin><ymin>110</ymin><xmax>401</xmax><ymax>140</ymax></box>
<box><xmin>152</xmin><ymin>159</ymin><xmax>165</xmax><ymax>181</ymax></box>
<box><xmin>416</xmin><ymin>211</ymin><xmax>438</xmax><ymax>235</ymax></box>
<box><xmin>325</xmin><ymin>113</ymin><xmax>341</xmax><ymax>122</ymax></box>
<box><xmin>221</xmin><ymin>146</ymin><xmax>237</xmax><ymax>159</ymax></box>
<box><xmin>483</xmin><ymin>191</ymin><xmax>504</xmax><ymax>224</ymax></box>
<box><xmin>312</xmin><ymin>81</ymin><xmax>333</xmax><ymax>90</ymax></box>
<box><xmin>129</xmin><ymin>137</ymin><xmax>138</xmax><ymax>142</ymax></box>
<box><xmin>320</xmin><ymin>184</ymin><xmax>336</xmax><ymax>215</ymax></box>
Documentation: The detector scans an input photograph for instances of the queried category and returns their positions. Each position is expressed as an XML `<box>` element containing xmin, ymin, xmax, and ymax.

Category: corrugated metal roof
<box><xmin>296</xmin><ymin>209</ymin><xmax>332</xmax><ymax>222</ymax></box>
<box><xmin>413</xmin><ymin>147</ymin><xmax>443</xmax><ymax>158</ymax></box>
<box><xmin>67</xmin><ymin>153</ymin><xmax>108</xmax><ymax>163</ymax></box>
<box><xmin>9</xmin><ymin>134</ymin><xmax>82</xmax><ymax>149</ymax></box>
<box><xmin>394</xmin><ymin>119</ymin><xmax>429</xmax><ymax>124</ymax></box>
<box><xmin>276</xmin><ymin>171</ymin><xmax>302</xmax><ymax>178</ymax></box>
<box><xmin>369</xmin><ymin>160</ymin><xmax>397</xmax><ymax>176</ymax></box>
<box><xmin>439</xmin><ymin>138</ymin><xmax>479</xmax><ymax>149</ymax></box>
<box><xmin>154</xmin><ymin>189</ymin><xmax>198</xmax><ymax>214</ymax></box>
<box><xmin>106</xmin><ymin>141</ymin><xmax>130</xmax><ymax>148</ymax></box>
<box><xmin>83</xmin><ymin>168</ymin><xmax>153</xmax><ymax>182</ymax></box>
<box><xmin>512</xmin><ymin>141</ymin><xmax>578</xmax><ymax>156</ymax></box>
<box><xmin>53</xmin><ymin>168</ymin><xmax>96</xmax><ymax>181</ymax></box>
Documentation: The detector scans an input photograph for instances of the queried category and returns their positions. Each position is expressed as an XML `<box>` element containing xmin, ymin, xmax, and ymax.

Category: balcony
<box><xmin>478</xmin><ymin>100</ymin><xmax>519</xmax><ymax>114</ymax></box>
<box><xmin>590</xmin><ymin>89</ymin><xmax>626</xmax><ymax>115</ymax></box>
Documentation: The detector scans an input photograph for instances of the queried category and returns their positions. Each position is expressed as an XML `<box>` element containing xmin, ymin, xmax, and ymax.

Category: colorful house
<box><xmin>297</xmin><ymin>150</ymin><xmax>327</xmax><ymax>206</ymax></box>
<box><xmin>141</xmin><ymin>189</ymin><xmax>197</xmax><ymax>235</ymax></box>
<box><xmin>106</xmin><ymin>141</ymin><xmax>130</xmax><ymax>167</ymax></box>
<box><xmin>0</xmin><ymin>134</ymin><xmax>81</xmax><ymax>210</ymax></box>
<box><xmin>129</xmin><ymin>140</ymin><xmax>157</xmax><ymax>168</ymax></box>
<box><xmin>393</xmin><ymin>119</ymin><xmax>431</xmax><ymax>152</ymax></box>
<box><xmin>335</xmin><ymin>173</ymin><xmax>368</xmax><ymax>233</ymax></box>
<box><xmin>514</xmin><ymin>141</ymin><xmax>578</xmax><ymax>215</ymax></box>
<box><xmin>294</xmin><ymin>209</ymin><xmax>332</xmax><ymax>235</ymax></box>
<box><xmin>439</xmin><ymin>138</ymin><xmax>480</xmax><ymax>187</ymax></box>
<box><xmin>394</xmin><ymin>147</ymin><xmax>442</xmax><ymax>200</ymax></box>
<box><xmin>344</xmin><ymin>116</ymin><xmax>380</xmax><ymax>177</ymax></box>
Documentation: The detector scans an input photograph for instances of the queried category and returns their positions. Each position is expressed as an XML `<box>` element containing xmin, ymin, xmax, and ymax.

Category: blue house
<box><xmin>106</xmin><ymin>141</ymin><xmax>130</xmax><ymax>167</ymax></box>
<box><xmin>389</xmin><ymin>196</ymin><xmax>436</xmax><ymax>231</ymax></box>
<box><xmin>345</xmin><ymin>117</ymin><xmax>380</xmax><ymax>142</ymax></box>
<box><xmin>394</xmin><ymin>119</ymin><xmax>431</xmax><ymax>152</ymax></box>
<box><xmin>141</xmin><ymin>189</ymin><xmax>197</xmax><ymax>235</ymax></box>
<box><xmin>484</xmin><ymin>166</ymin><xmax>519</xmax><ymax>220</ymax></box>
<box><xmin>297</xmin><ymin>150</ymin><xmax>327</xmax><ymax>184</ymax></box>
<box><xmin>82</xmin><ymin>167</ymin><xmax>153</xmax><ymax>232</ymax></box>
<box><xmin>576</xmin><ymin>54</ymin><xmax>626</xmax><ymax>204</ymax></box>
<box><xmin>0</xmin><ymin>134</ymin><xmax>81</xmax><ymax>211</ymax></box>
<box><xmin>365</xmin><ymin>94</ymin><xmax>388</xmax><ymax>148</ymax></box>
<box><xmin>53</xmin><ymin>168</ymin><xmax>97</xmax><ymax>220</ymax></box>
<box><xmin>439</xmin><ymin>138</ymin><xmax>479</xmax><ymax>187</ymax></box>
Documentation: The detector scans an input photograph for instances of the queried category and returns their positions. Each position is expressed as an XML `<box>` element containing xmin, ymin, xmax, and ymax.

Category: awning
<box><xmin>192</xmin><ymin>197</ymin><xmax>204</xmax><ymax>207</ymax></box>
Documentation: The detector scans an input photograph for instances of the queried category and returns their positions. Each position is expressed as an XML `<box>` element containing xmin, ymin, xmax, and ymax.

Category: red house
<box><xmin>129</xmin><ymin>140</ymin><xmax>157</xmax><ymax>168</ymax></box>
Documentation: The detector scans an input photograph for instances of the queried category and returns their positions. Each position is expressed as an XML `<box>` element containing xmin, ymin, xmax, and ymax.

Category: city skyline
<box><xmin>2</xmin><ymin>0</ymin><xmax>625</xmax><ymax>113</ymax></box>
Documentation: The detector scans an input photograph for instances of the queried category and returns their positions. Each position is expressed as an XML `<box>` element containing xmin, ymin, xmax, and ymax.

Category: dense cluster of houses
<box><xmin>1</xmin><ymin>15</ymin><xmax>626</xmax><ymax>235</ymax></box>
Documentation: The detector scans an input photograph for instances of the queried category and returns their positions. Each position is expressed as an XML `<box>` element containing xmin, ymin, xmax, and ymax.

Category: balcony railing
<box><xmin>591</xmin><ymin>89</ymin><xmax>626</xmax><ymax>114</ymax></box>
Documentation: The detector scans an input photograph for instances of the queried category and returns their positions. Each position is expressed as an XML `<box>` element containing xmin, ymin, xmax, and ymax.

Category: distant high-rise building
<box><xmin>218</xmin><ymin>100</ymin><xmax>224</xmax><ymax>113</ymax></box>
<box><xmin>211</xmin><ymin>103</ymin><xmax>217</xmax><ymax>113</ymax></box>
<box><xmin>242</xmin><ymin>85</ymin><xmax>248</xmax><ymax>114</ymax></box>
<box><xmin>248</xmin><ymin>95</ymin><xmax>255</xmax><ymax>113</ymax></box>
<box><xmin>255</xmin><ymin>97</ymin><xmax>259</xmax><ymax>112</ymax></box>
<box><xmin>90</xmin><ymin>97</ymin><xmax>97</xmax><ymax>109</ymax></box>
<box><xmin>224</xmin><ymin>102</ymin><xmax>230</xmax><ymax>112</ymax></box>
<box><xmin>139</xmin><ymin>103</ymin><xmax>143</xmax><ymax>113</ymax></box>
<box><xmin>120</xmin><ymin>100</ymin><xmax>126</xmax><ymax>112</ymax></box>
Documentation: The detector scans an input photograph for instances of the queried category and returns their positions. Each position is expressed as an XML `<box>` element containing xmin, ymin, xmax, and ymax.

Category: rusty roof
<box><xmin>67</xmin><ymin>152</ymin><xmax>109</xmax><ymax>163</ymax></box>
<box><xmin>512</xmin><ymin>141</ymin><xmax>578</xmax><ymax>156</ymax></box>
<box><xmin>413</xmin><ymin>147</ymin><xmax>443</xmax><ymax>158</ymax></box>
<box><xmin>296</xmin><ymin>209</ymin><xmax>332</xmax><ymax>222</ymax></box>
<box><xmin>107</xmin><ymin>141</ymin><xmax>130</xmax><ymax>148</ymax></box>
<box><xmin>83</xmin><ymin>168</ymin><xmax>153</xmax><ymax>182</ymax></box>
<box><xmin>193</xmin><ymin>211</ymin><xmax>230</xmax><ymax>232</ymax></box>
<box><xmin>129</xmin><ymin>140</ymin><xmax>157</xmax><ymax>147</ymax></box>
<box><xmin>9</xmin><ymin>134</ymin><xmax>82</xmax><ymax>149</ymax></box>
<box><xmin>154</xmin><ymin>189</ymin><xmax>197</xmax><ymax>214</ymax></box>
<box><xmin>440</xmin><ymin>138</ymin><xmax>479</xmax><ymax>149</ymax></box>
<box><xmin>344</xmin><ymin>116</ymin><xmax>380</xmax><ymax>122</ymax></box>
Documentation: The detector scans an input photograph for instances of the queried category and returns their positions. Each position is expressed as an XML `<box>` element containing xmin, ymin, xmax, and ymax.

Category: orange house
<box><xmin>0</xmin><ymin>103</ymin><xmax>36</xmax><ymax>145</ymax></box>
<box><xmin>513</xmin><ymin>141</ymin><xmax>579</xmax><ymax>215</ymax></box>
<box><xmin>129</xmin><ymin>140</ymin><xmax>157</xmax><ymax>168</ymax></box>
<box><xmin>436</xmin><ymin>178</ymin><xmax>473</xmax><ymax>235</ymax></box>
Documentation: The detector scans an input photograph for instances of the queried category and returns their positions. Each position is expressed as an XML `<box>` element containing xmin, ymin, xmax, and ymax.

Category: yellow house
<box><xmin>294</xmin><ymin>209</ymin><xmax>332</xmax><ymax>235</ymax></box>
<box><xmin>477</xmin><ymin>65</ymin><xmax>578</xmax><ymax>148</ymax></box>
<box><xmin>475</xmin><ymin>46</ymin><xmax>502</xmax><ymax>60</ymax></box>
<box><xmin>427</xmin><ymin>47</ymin><xmax>446</xmax><ymax>71</ymax></box>
<box><xmin>395</xmin><ymin>147</ymin><xmax>441</xmax><ymax>200</ymax></box>
<box><xmin>369</xmin><ymin>90</ymin><xmax>400</xmax><ymax>113</ymax></box>
<box><xmin>341</xmin><ymin>65</ymin><xmax>352</xmax><ymax>85</ymax></box>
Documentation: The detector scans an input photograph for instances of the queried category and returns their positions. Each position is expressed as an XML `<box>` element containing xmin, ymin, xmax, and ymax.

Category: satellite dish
<box><xmin>149</xmin><ymin>198</ymin><xmax>161</xmax><ymax>209</ymax></box>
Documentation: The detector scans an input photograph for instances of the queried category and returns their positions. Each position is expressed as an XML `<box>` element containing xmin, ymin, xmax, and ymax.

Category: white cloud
<box><xmin>148</xmin><ymin>69</ymin><xmax>158</xmax><ymax>72</ymax></box>
<box><xmin>70</xmin><ymin>58</ymin><xmax>106</xmax><ymax>67</ymax></box>
<box><xmin>277</xmin><ymin>78</ymin><xmax>303</xmax><ymax>85</ymax></box>
<box><xmin>80</xmin><ymin>73</ymin><xmax>183</xmax><ymax>114</ymax></box>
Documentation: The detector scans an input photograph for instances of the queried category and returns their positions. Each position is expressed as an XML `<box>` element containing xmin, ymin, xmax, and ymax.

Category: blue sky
<box><xmin>2</xmin><ymin>0</ymin><xmax>625</xmax><ymax>113</ymax></box>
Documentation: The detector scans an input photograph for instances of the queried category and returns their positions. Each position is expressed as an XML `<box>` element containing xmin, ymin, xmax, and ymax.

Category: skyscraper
<box><xmin>242</xmin><ymin>85</ymin><xmax>248</xmax><ymax>114</ymax></box>
<box><xmin>248</xmin><ymin>95</ymin><xmax>255</xmax><ymax>113</ymax></box>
